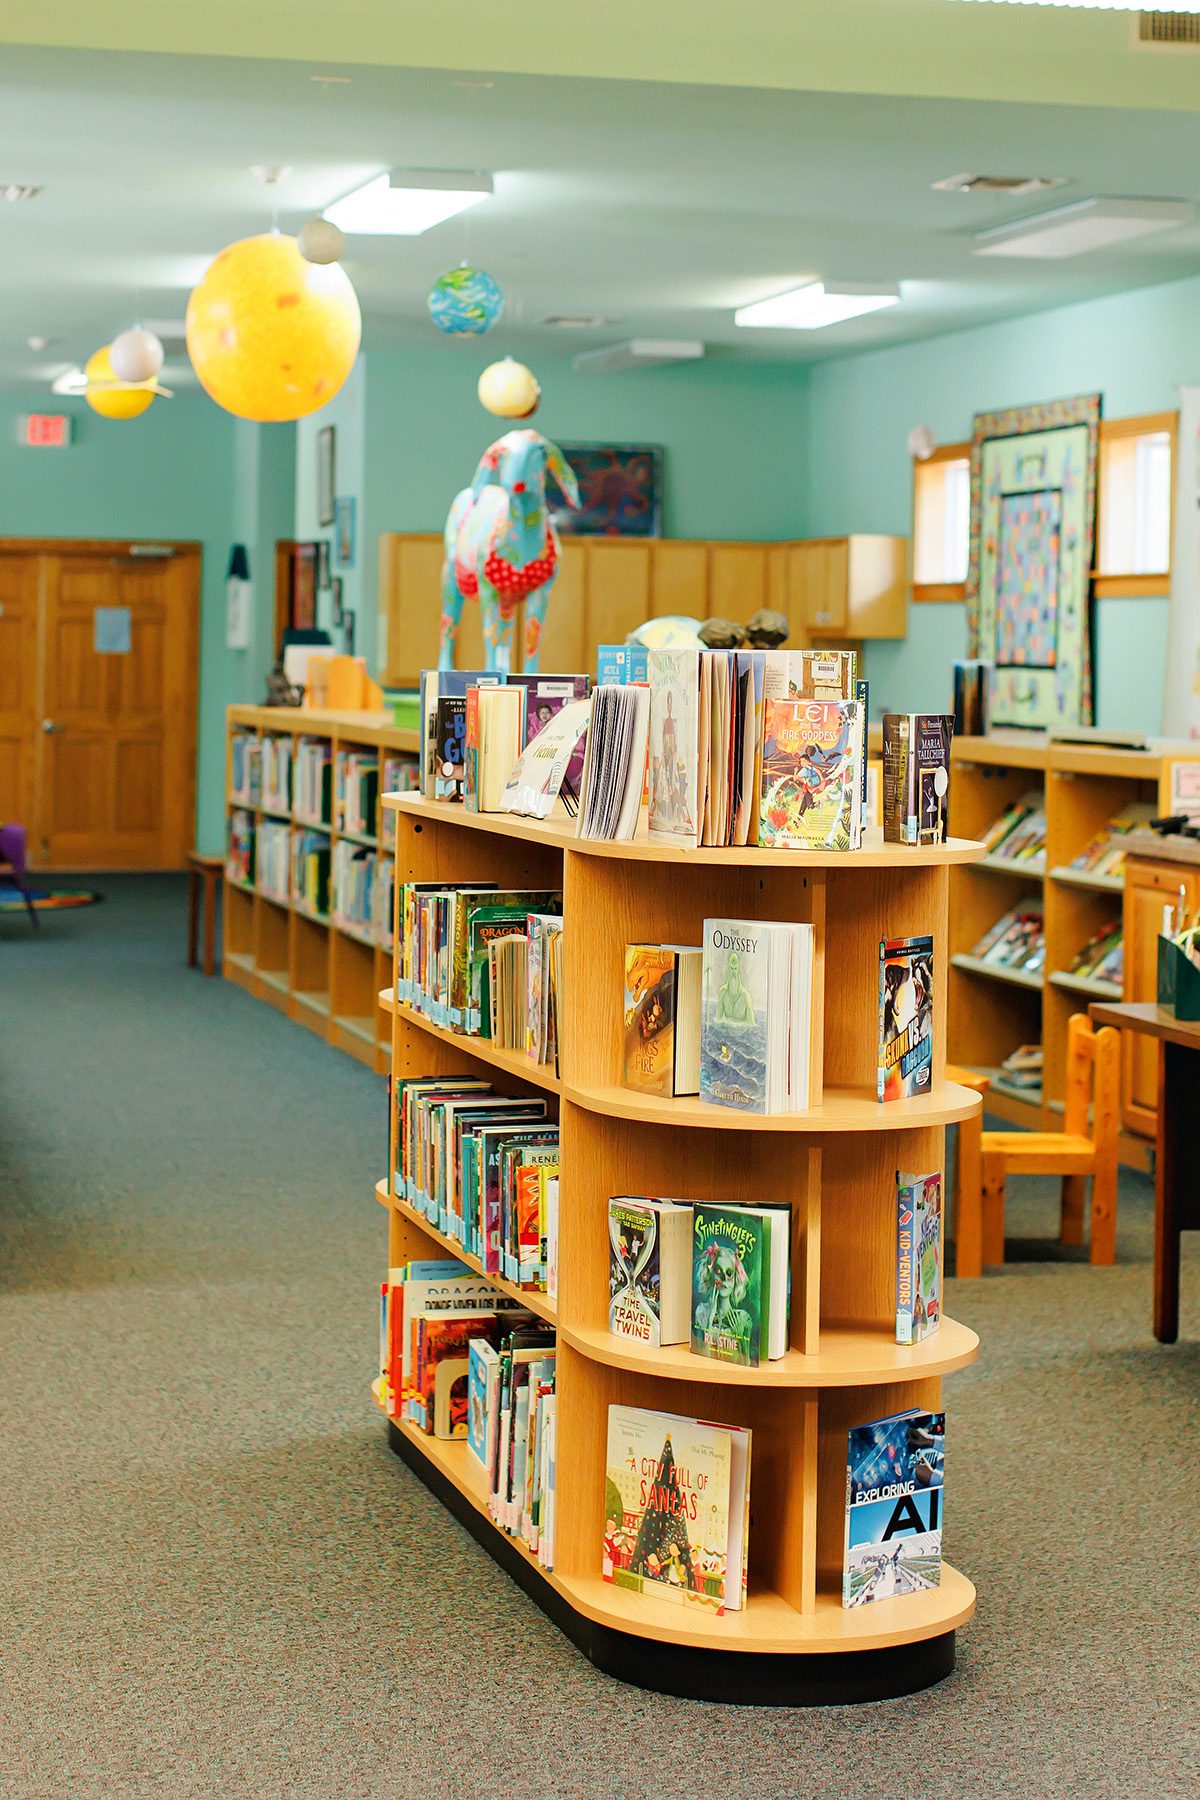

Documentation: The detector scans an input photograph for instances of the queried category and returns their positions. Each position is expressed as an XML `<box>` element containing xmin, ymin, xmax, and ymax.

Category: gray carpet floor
<box><xmin>1</xmin><ymin>878</ymin><xmax>1197</xmax><ymax>1800</ymax></box>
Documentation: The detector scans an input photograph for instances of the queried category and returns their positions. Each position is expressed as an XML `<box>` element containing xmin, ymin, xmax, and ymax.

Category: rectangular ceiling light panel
<box><xmin>962</xmin><ymin>2</ymin><xmax>1200</xmax><ymax>11</ymax></box>
<box><xmin>974</xmin><ymin>196</ymin><xmax>1195</xmax><ymax>258</ymax></box>
<box><xmin>326</xmin><ymin>168</ymin><xmax>492</xmax><ymax>235</ymax></box>
<box><xmin>572</xmin><ymin>338</ymin><xmax>705</xmax><ymax>373</ymax></box>
<box><xmin>735</xmin><ymin>281</ymin><xmax>901</xmax><ymax>330</ymax></box>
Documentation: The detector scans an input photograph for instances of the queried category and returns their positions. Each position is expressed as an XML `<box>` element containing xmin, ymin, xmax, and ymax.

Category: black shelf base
<box><xmin>386</xmin><ymin>1421</ymin><xmax>957</xmax><ymax>1707</ymax></box>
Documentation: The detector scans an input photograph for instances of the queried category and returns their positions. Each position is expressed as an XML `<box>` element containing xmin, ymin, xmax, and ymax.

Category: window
<box><xmin>1096</xmin><ymin>415</ymin><xmax>1175</xmax><ymax>588</ymax></box>
<box><xmin>912</xmin><ymin>443</ymin><xmax>970</xmax><ymax>600</ymax></box>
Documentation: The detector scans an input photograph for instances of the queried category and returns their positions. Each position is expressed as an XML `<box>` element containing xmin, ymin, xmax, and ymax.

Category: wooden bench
<box><xmin>186</xmin><ymin>852</ymin><xmax>225</xmax><ymax>977</ymax></box>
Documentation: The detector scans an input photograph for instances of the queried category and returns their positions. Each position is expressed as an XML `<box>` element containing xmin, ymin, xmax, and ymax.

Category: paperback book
<box><xmin>622</xmin><ymin>943</ymin><xmax>703</xmax><ymax>1096</ymax></box>
<box><xmin>758</xmin><ymin>698</ymin><xmax>863</xmax><ymax>851</ymax></box>
<box><xmin>882</xmin><ymin>713</ymin><xmax>953</xmax><ymax>846</ymax></box>
<box><xmin>895</xmin><ymin>1170</ymin><xmax>942</xmax><ymax>1345</ymax></box>
<box><xmin>576</xmin><ymin>684</ymin><xmax>651</xmax><ymax>842</ymax></box>
<box><xmin>498</xmin><ymin>697</ymin><xmax>590</xmax><ymax>820</ymax></box>
<box><xmin>843</xmin><ymin>1408</ymin><xmax>945</xmax><ymax>1607</ymax></box>
<box><xmin>604</xmin><ymin>1404</ymin><xmax>751</xmax><ymax>1614</ymax></box>
<box><xmin>700</xmin><ymin>918</ymin><xmax>814</xmax><ymax>1113</ymax></box>
<box><xmin>608</xmin><ymin>1197</ymin><xmax>693</xmax><ymax>1347</ymax></box>
<box><xmin>877</xmin><ymin>935</ymin><xmax>934</xmax><ymax>1102</ymax></box>
<box><xmin>647</xmin><ymin>649</ymin><xmax>701</xmax><ymax>848</ymax></box>
<box><xmin>690</xmin><ymin>1201</ymin><xmax>790</xmax><ymax>1366</ymax></box>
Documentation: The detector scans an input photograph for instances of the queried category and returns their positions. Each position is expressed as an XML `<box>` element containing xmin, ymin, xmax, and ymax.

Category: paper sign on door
<box><xmin>94</xmin><ymin>606</ymin><xmax>132</xmax><ymax>654</ymax></box>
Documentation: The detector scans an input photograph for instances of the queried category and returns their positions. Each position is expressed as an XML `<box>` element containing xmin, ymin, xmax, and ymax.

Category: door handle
<box><xmin>42</xmin><ymin>719</ymin><xmax>65</xmax><ymax>733</ymax></box>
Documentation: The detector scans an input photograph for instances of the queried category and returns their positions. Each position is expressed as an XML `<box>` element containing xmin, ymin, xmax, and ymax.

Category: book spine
<box><xmin>895</xmin><ymin>1180</ymin><xmax>914</xmax><ymax>1345</ymax></box>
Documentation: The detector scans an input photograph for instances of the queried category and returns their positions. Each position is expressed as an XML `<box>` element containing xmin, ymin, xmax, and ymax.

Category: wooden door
<box><xmin>0</xmin><ymin>551</ymin><xmax>40</xmax><ymax>834</ymax></box>
<box><xmin>36</xmin><ymin>546</ymin><xmax>199</xmax><ymax>869</ymax></box>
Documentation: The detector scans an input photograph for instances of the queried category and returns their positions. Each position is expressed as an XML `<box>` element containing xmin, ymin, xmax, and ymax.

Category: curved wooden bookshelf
<box><xmin>377</xmin><ymin>790</ymin><xmax>984</xmax><ymax>1702</ymax></box>
<box><xmin>374</xmin><ymin>1179</ymin><xmax>557</xmax><ymax>1326</ymax></box>
<box><xmin>559</xmin><ymin>1317</ymin><xmax>979</xmax><ymax>1387</ymax></box>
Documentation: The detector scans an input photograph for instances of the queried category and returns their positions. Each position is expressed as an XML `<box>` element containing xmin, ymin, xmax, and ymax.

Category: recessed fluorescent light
<box><xmin>734</xmin><ymin>281</ymin><xmax>901</xmax><ymax>330</ymax></box>
<box><xmin>541</xmin><ymin>314</ymin><xmax>614</xmax><ymax>330</ymax></box>
<box><xmin>51</xmin><ymin>367</ymin><xmax>87</xmax><ymax>395</ymax></box>
<box><xmin>933</xmin><ymin>172</ymin><xmax>1066</xmax><ymax>196</ymax></box>
<box><xmin>974</xmin><ymin>197</ymin><xmax>1195</xmax><ymax>259</ymax></box>
<box><xmin>325</xmin><ymin>168</ymin><xmax>492</xmax><ymax>236</ymax></box>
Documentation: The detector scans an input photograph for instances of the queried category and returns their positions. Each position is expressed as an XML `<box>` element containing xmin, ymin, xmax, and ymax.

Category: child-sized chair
<box><xmin>956</xmin><ymin>1014</ymin><xmax>1120</xmax><ymax>1276</ymax></box>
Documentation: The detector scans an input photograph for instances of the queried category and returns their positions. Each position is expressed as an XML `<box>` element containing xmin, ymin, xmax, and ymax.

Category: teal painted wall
<box><xmin>0</xmin><ymin>393</ymin><xmax>294</xmax><ymax>856</ymax></box>
<box><xmin>803</xmin><ymin>271</ymin><xmax>1200</xmax><ymax>729</ymax></box>
<box><xmin>294</xmin><ymin>356</ymin><xmax>366</xmax><ymax>656</ymax></box>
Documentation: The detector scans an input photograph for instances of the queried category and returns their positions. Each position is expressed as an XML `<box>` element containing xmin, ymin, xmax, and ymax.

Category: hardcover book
<box><xmin>689</xmin><ymin>1202</ymin><xmax>789</xmax><ymax>1366</ymax></box>
<box><xmin>758</xmin><ymin>698</ymin><xmax>862</xmax><ymax>851</ymax></box>
<box><xmin>608</xmin><ymin>1197</ymin><xmax>693</xmax><ymax>1347</ymax></box>
<box><xmin>843</xmin><ymin>1408</ymin><xmax>945</xmax><ymax>1607</ymax></box>
<box><xmin>467</xmin><ymin>1338</ymin><xmax>500</xmax><ymax>1468</ymax></box>
<box><xmin>700</xmin><ymin>919</ymin><xmax>771</xmax><ymax>1113</ymax></box>
<box><xmin>433</xmin><ymin>696</ymin><xmax>467</xmax><ymax>802</ymax></box>
<box><xmin>877</xmin><ymin>935</ymin><xmax>934</xmax><ymax>1102</ymax></box>
<box><xmin>622</xmin><ymin>943</ymin><xmax>703</xmax><ymax>1097</ymax></box>
<box><xmin>604</xmin><ymin>1404</ymin><xmax>750</xmax><ymax>1613</ymax></box>
<box><xmin>647</xmin><ymin>649</ymin><xmax>701</xmax><ymax>848</ymax></box>
<box><xmin>895</xmin><ymin>1170</ymin><xmax>942</xmax><ymax>1345</ymax></box>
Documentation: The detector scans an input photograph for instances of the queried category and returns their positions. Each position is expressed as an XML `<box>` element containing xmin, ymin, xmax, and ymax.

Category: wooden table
<box><xmin>1089</xmin><ymin>1000</ymin><xmax>1199</xmax><ymax>1342</ymax></box>
<box><xmin>186</xmin><ymin>851</ymin><xmax>224</xmax><ymax>977</ymax></box>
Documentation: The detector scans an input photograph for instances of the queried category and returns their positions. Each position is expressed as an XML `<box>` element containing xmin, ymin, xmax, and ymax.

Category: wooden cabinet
<box><xmin>1123</xmin><ymin>849</ymin><xmax>1200</xmax><ymax>1138</ymax></box>
<box><xmin>789</xmin><ymin>536</ymin><xmax>906</xmax><ymax>639</ymax></box>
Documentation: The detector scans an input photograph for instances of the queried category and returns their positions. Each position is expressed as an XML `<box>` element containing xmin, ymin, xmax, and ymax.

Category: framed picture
<box><xmin>331</xmin><ymin>576</ymin><xmax>344</xmax><ymax>627</ymax></box>
<box><xmin>334</xmin><ymin>495</ymin><xmax>356</xmax><ymax>569</ymax></box>
<box><xmin>549</xmin><ymin>443</ymin><xmax>662</xmax><ymax>537</ymax></box>
<box><xmin>316</xmin><ymin>539</ymin><xmax>332</xmax><ymax>591</ymax></box>
<box><xmin>316</xmin><ymin>425</ymin><xmax>336</xmax><ymax>527</ymax></box>
<box><xmin>291</xmin><ymin>542</ymin><xmax>318</xmax><ymax>630</ymax></box>
<box><xmin>343</xmin><ymin>608</ymin><xmax>356</xmax><ymax>656</ymax></box>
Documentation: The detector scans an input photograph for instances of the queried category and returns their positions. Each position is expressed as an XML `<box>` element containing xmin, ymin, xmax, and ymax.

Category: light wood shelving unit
<box><xmin>377</xmin><ymin>792</ymin><xmax>982</xmax><ymax>1703</ymax></box>
<box><xmin>222</xmin><ymin>705</ymin><xmax>419</xmax><ymax>1074</ymax></box>
<box><xmin>948</xmin><ymin>732</ymin><xmax>1200</xmax><ymax>1160</ymax></box>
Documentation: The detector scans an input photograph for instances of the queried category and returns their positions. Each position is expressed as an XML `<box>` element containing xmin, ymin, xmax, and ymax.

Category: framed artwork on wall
<box><xmin>316</xmin><ymin>539</ymin><xmax>331</xmax><ymax>591</ymax></box>
<box><xmin>966</xmin><ymin>394</ymin><xmax>1101</xmax><ymax>730</ymax></box>
<box><xmin>549</xmin><ymin>443</ymin><xmax>662</xmax><ymax>537</ymax></box>
<box><xmin>291</xmin><ymin>542</ymin><xmax>318</xmax><ymax>630</ymax></box>
<box><xmin>334</xmin><ymin>496</ymin><xmax>356</xmax><ymax>569</ymax></box>
<box><xmin>331</xmin><ymin>576</ymin><xmax>344</xmax><ymax>627</ymax></box>
<box><xmin>316</xmin><ymin>425</ymin><xmax>336</xmax><ymax>527</ymax></box>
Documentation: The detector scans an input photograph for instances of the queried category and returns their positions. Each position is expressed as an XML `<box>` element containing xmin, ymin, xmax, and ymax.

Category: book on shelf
<box><xmin>882</xmin><ymin>713</ymin><xmax>953</xmax><ymax>847</ymax></box>
<box><xmin>980</xmin><ymin>790</ymin><xmax>1045</xmax><ymax>863</ymax></box>
<box><xmin>647</xmin><ymin>649</ymin><xmax>704</xmax><ymax>849</ymax></box>
<box><xmin>382</xmin><ymin>1259</ymin><xmax>533</xmax><ymax>1431</ymax></box>
<box><xmin>489</xmin><ymin>1326</ymin><xmax>557</xmax><ymax>1547</ymax></box>
<box><xmin>1067</xmin><ymin>918</ymin><xmax>1123</xmax><ymax>984</ymax></box>
<box><xmin>597</xmin><ymin>643</ymin><xmax>648</xmax><ymax>684</ymax></box>
<box><xmin>260</xmin><ymin>734</ymin><xmax>292</xmax><ymax>813</ymax></box>
<box><xmin>291</xmin><ymin>828</ymin><xmax>331</xmax><ymax>915</ymax></box>
<box><xmin>759</xmin><ymin>695</ymin><xmax>863</xmax><ymax>851</ymax></box>
<box><xmin>499</xmin><ymin>697</ymin><xmax>590</xmax><ymax>820</ymax></box>
<box><xmin>762</xmin><ymin>647</ymin><xmax>858</xmax><ymax>702</ymax></box>
<box><xmin>1066</xmin><ymin>802</ymin><xmax>1155</xmax><ymax>879</ymax></box>
<box><xmin>374</xmin><ymin>857</ymin><xmax>395</xmax><ymax>950</ymax></box>
<box><xmin>843</xmin><ymin>1408</ymin><xmax>945</xmax><ymax>1608</ymax></box>
<box><xmin>969</xmin><ymin>904</ymin><xmax>1045</xmax><ymax>973</ymax></box>
<box><xmin>433</xmin><ymin>697</ymin><xmax>467</xmax><ymax>802</ymax></box>
<box><xmin>256</xmin><ymin>819</ymin><xmax>290</xmax><ymax>901</ymax></box>
<box><xmin>380</xmin><ymin>753</ymin><xmax>420</xmax><ymax>851</ymax></box>
<box><xmin>577</xmin><ymin>683</ymin><xmax>652</xmax><ymax>842</ymax></box>
<box><xmin>691</xmin><ymin>1201</ymin><xmax>790</xmax><ymax>1366</ymax></box>
<box><xmin>466</xmin><ymin>685</ymin><xmax>525</xmax><ymax>814</ymax></box>
<box><xmin>230</xmin><ymin>729</ymin><xmax>262</xmax><ymax>805</ymax></box>
<box><xmin>336</xmin><ymin>749</ymin><xmax>379</xmax><ymax>835</ymax></box>
<box><xmin>622</xmin><ymin>943</ymin><xmax>703</xmax><ymax>1097</ymax></box>
<box><xmin>608</xmin><ymin>1197</ymin><xmax>693</xmax><ymax>1346</ymax></box>
<box><xmin>878</xmin><ymin>935</ymin><xmax>934</xmax><ymax>1102</ymax></box>
<box><xmin>419</xmin><ymin>669</ymin><xmax>504</xmax><ymax>800</ymax></box>
<box><xmin>895</xmin><ymin>1170</ymin><xmax>942</xmax><ymax>1345</ymax></box>
<box><xmin>998</xmin><ymin>1043</ymin><xmax>1042</xmax><ymax>1091</ymax></box>
<box><xmin>331</xmin><ymin>839</ymin><xmax>379</xmax><ymax>936</ymax></box>
<box><xmin>700</xmin><ymin>918</ymin><xmax>814</xmax><ymax>1114</ymax></box>
<box><xmin>525</xmin><ymin>912</ymin><xmax>563</xmax><ymax>1064</ymax></box>
<box><xmin>227</xmin><ymin>810</ymin><xmax>255</xmax><ymax>885</ymax></box>
<box><xmin>508</xmin><ymin>673</ymin><xmax>589</xmax><ymax>796</ymax></box>
<box><xmin>467</xmin><ymin>1337</ymin><xmax>500</xmax><ymax>1468</ymax></box>
<box><xmin>953</xmin><ymin>659</ymin><xmax>989</xmax><ymax>736</ymax></box>
<box><xmin>604</xmin><ymin>1404</ymin><xmax>751</xmax><ymax>1614</ymax></box>
<box><xmin>396</xmin><ymin>882</ymin><xmax>560</xmax><ymax>1034</ymax></box>
<box><xmin>294</xmin><ymin>737</ymin><xmax>333</xmax><ymax>824</ymax></box>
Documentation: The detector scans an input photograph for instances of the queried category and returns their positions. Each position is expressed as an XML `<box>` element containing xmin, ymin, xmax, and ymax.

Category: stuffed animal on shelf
<box><xmin>439</xmin><ymin>428</ymin><xmax>580</xmax><ymax>673</ymax></box>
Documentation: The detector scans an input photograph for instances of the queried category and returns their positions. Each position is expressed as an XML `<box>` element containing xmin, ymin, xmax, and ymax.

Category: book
<box><xmin>577</xmin><ymin>684</ymin><xmax>652</xmax><ymax>842</ymax></box>
<box><xmin>604</xmin><ymin>1404</ymin><xmax>751</xmax><ymax>1614</ymax></box>
<box><xmin>419</xmin><ymin>669</ymin><xmax>503</xmax><ymax>799</ymax></box>
<box><xmin>970</xmin><ymin>905</ymin><xmax>1044</xmax><ymax>971</ymax></box>
<box><xmin>758</xmin><ymin>698</ymin><xmax>862</xmax><ymax>850</ymax></box>
<box><xmin>467</xmin><ymin>1338</ymin><xmax>500</xmax><ymax>1468</ymax></box>
<box><xmin>465</xmin><ymin>684</ymin><xmax>524</xmax><ymax>813</ymax></box>
<box><xmin>843</xmin><ymin>1408</ymin><xmax>945</xmax><ymax>1607</ymax></box>
<box><xmin>762</xmin><ymin>648</ymin><xmax>857</xmax><ymax>702</ymax></box>
<box><xmin>607</xmin><ymin>1197</ymin><xmax>693</xmax><ymax>1347</ymax></box>
<box><xmin>980</xmin><ymin>792</ymin><xmax>1041</xmax><ymax>857</ymax></box>
<box><xmin>690</xmin><ymin>1201</ymin><xmax>790</xmax><ymax>1366</ymax></box>
<box><xmin>498</xmin><ymin>697</ymin><xmax>590</xmax><ymax>820</ymax></box>
<box><xmin>882</xmin><ymin>714</ymin><xmax>953</xmax><ymax>846</ymax></box>
<box><xmin>433</xmin><ymin>696</ymin><xmax>467</xmax><ymax>801</ymax></box>
<box><xmin>877</xmin><ymin>935</ymin><xmax>934</xmax><ymax>1102</ymax></box>
<box><xmin>700</xmin><ymin>918</ymin><xmax>814</xmax><ymax>1113</ymax></box>
<box><xmin>895</xmin><ymin>1171</ymin><xmax>942</xmax><ymax>1345</ymax></box>
<box><xmin>622</xmin><ymin>943</ymin><xmax>703</xmax><ymax>1096</ymax></box>
<box><xmin>597</xmin><ymin>644</ymin><xmax>648</xmax><ymax>684</ymax></box>
<box><xmin>647</xmin><ymin>649</ymin><xmax>701</xmax><ymax>848</ymax></box>
<box><xmin>416</xmin><ymin>1312</ymin><xmax>504</xmax><ymax>1437</ymax></box>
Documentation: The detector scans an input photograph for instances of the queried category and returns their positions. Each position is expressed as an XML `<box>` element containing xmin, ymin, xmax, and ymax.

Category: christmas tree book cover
<box><xmin>603</xmin><ymin>1405</ymin><xmax>735</xmax><ymax>1613</ymax></box>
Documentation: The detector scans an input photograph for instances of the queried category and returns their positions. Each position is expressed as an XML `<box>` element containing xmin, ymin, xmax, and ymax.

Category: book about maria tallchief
<box><xmin>877</xmin><ymin>935</ymin><xmax>934</xmax><ymax>1102</ymax></box>
<box><xmin>843</xmin><ymin>1409</ymin><xmax>945</xmax><ymax>1608</ymax></box>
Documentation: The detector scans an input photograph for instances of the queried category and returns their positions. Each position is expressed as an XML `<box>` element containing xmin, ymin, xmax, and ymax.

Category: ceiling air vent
<box><xmin>1133</xmin><ymin>13</ymin><xmax>1200</xmax><ymax>49</ymax></box>
<box><xmin>933</xmin><ymin>173</ymin><xmax>1065</xmax><ymax>197</ymax></box>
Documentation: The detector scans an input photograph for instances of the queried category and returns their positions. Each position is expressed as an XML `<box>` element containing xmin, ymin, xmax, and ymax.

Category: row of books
<box><xmin>997</xmin><ymin>1042</ymin><xmax>1042</xmax><ymax>1092</ymax></box>
<box><xmin>261</xmin><ymin>734</ymin><xmax>292</xmax><ymax>814</ymax></box>
<box><xmin>380</xmin><ymin>753</ymin><xmax>420</xmax><ymax>850</ymax></box>
<box><xmin>294</xmin><ymin>738</ymin><xmax>333</xmax><ymax>826</ymax></box>
<box><xmin>1067</xmin><ymin>802</ymin><xmax>1154</xmax><ymax>880</ymax></box>
<box><xmin>335</xmin><ymin>750</ymin><xmax>378</xmax><ymax>838</ymax></box>
<box><xmin>969</xmin><ymin>903</ymin><xmax>1045</xmax><ymax>974</ymax></box>
<box><xmin>392</xmin><ymin>1075</ymin><xmax>559</xmax><ymax>1292</ymax></box>
<box><xmin>609</xmin><ymin>1168</ymin><xmax>941</xmax><ymax>1361</ymax></box>
<box><xmin>471</xmin><ymin>1328</ymin><xmax>556</xmax><ymax>1568</ymax></box>
<box><xmin>230</xmin><ymin>730</ymin><xmax>261</xmax><ymax>806</ymax></box>
<box><xmin>396</xmin><ymin>881</ymin><xmax>562</xmax><ymax>1044</ymax></box>
<box><xmin>1067</xmin><ymin>917</ymin><xmax>1123</xmax><ymax>986</ymax></box>
<box><xmin>420</xmin><ymin>668</ymin><xmax>587</xmax><ymax>810</ymax></box>
<box><xmin>293</xmin><ymin>829</ymin><xmax>331</xmax><ymax>917</ymax></box>
<box><xmin>257</xmin><ymin>818</ymin><xmax>290</xmax><ymax>903</ymax></box>
<box><xmin>981</xmin><ymin>791</ymin><xmax>1047</xmax><ymax>867</ymax></box>
<box><xmin>331</xmin><ymin>839</ymin><xmax>394</xmax><ymax>945</ymax></box>
<box><xmin>603</xmin><ymin>1400</ymin><xmax>945</xmax><ymax>1615</ymax></box>
<box><xmin>486</xmin><ymin>917</ymin><xmax>563</xmax><ymax>1066</ymax></box>
<box><xmin>227</xmin><ymin>809</ymin><xmax>254</xmax><ymax>885</ymax></box>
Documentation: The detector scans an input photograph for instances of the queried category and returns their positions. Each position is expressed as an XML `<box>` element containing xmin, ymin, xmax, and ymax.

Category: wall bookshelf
<box><xmin>222</xmin><ymin>706</ymin><xmax>419</xmax><ymax>1074</ymax></box>
<box><xmin>948</xmin><ymin>731</ymin><xmax>1200</xmax><ymax>1156</ymax></box>
<box><xmin>377</xmin><ymin>792</ymin><xmax>982</xmax><ymax>1703</ymax></box>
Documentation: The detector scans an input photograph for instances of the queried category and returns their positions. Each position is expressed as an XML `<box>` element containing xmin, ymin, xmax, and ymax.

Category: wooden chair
<box><xmin>956</xmin><ymin>1015</ymin><xmax>1120</xmax><ymax>1276</ymax></box>
<box><xmin>186</xmin><ymin>851</ymin><xmax>224</xmax><ymax>977</ymax></box>
<box><xmin>946</xmin><ymin>1064</ymin><xmax>988</xmax><ymax>1278</ymax></box>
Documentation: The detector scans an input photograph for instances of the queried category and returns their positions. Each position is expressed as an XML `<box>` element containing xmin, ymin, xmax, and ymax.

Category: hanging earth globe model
<box><xmin>428</xmin><ymin>265</ymin><xmax>504</xmax><ymax>336</ymax></box>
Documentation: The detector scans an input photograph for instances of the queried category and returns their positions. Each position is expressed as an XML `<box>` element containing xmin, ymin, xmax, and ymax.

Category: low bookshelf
<box><xmin>948</xmin><ymin>731</ymin><xmax>1200</xmax><ymax>1161</ymax></box>
<box><xmin>222</xmin><ymin>705</ymin><xmax>419</xmax><ymax>1073</ymax></box>
<box><xmin>377</xmin><ymin>792</ymin><xmax>983</xmax><ymax>1704</ymax></box>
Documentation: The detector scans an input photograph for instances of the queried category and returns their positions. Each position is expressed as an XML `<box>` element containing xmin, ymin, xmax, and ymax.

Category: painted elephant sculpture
<box><xmin>439</xmin><ymin>428</ymin><xmax>580</xmax><ymax>673</ymax></box>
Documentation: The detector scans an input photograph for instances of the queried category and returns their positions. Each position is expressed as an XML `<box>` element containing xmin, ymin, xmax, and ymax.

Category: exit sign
<box><xmin>20</xmin><ymin>413</ymin><xmax>72</xmax><ymax>447</ymax></box>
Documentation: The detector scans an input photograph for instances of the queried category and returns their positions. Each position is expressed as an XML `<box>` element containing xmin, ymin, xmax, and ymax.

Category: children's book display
<box><xmin>882</xmin><ymin>713</ymin><xmax>953</xmax><ymax>847</ymax></box>
<box><xmin>878</xmin><ymin>935</ymin><xmax>934</xmax><ymax>1102</ymax></box>
<box><xmin>608</xmin><ymin>1197</ymin><xmax>693</xmax><ymax>1346</ymax></box>
<box><xmin>968</xmin><ymin>904</ymin><xmax>1045</xmax><ymax>975</ymax></box>
<box><xmin>895</xmin><ymin>1171</ymin><xmax>941</xmax><ymax>1345</ymax></box>
<box><xmin>393</xmin><ymin>1076</ymin><xmax>559</xmax><ymax>1291</ymax></box>
<box><xmin>604</xmin><ymin>1404</ymin><xmax>751</xmax><ymax>1614</ymax></box>
<box><xmin>700</xmin><ymin>918</ymin><xmax>814</xmax><ymax>1113</ymax></box>
<box><xmin>622</xmin><ymin>943</ymin><xmax>703</xmax><ymax>1097</ymax></box>
<box><xmin>843</xmin><ymin>1409</ymin><xmax>945</xmax><ymax>1608</ymax></box>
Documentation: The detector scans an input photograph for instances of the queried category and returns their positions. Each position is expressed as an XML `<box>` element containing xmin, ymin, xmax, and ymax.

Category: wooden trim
<box><xmin>0</xmin><ymin>536</ymin><xmax>201</xmax><ymax>558</ymax></box>
<box><xmin>918</xmin><ymin>441</ymin><xmax>970</xmax><ymax>467</ymax></box>
<box><xmin>912</xmin><ymin>581</ymin><xmax>966</xmax><ymax>605</ymax></box>
<box><xmin>1098</xmin><ymin>411</ymin><xmax>1177</xmax><ymax>443</ymax></box>
<box><xmin>1092</xmin><ymin>573</ymin><xmax>1170</xmax><ymax>600</ymax></box>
